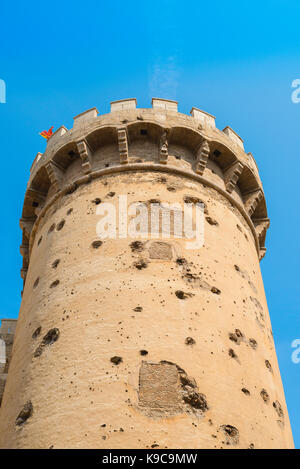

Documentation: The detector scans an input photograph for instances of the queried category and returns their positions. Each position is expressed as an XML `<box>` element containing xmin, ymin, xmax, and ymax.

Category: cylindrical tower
<box><xmin>0</xmin><ymin>98</ymin><xmax>294</xmax><ymax>448</ymax></box>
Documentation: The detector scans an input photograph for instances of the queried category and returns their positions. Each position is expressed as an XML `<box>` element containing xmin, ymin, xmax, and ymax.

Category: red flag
<box><xmin>39</xmin><ymin>126</ymin><xmax>54</xmax><ymax>140</ymax></box>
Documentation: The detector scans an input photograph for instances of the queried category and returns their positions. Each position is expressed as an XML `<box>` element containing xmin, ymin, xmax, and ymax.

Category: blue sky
<box><xmin>0</xmin><ymin>0</ymin><xmax>299</xmax><ymax>447</ymax></box>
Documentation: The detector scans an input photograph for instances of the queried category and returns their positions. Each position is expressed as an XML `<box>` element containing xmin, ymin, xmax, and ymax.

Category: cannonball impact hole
<box><xmin>241</xmin><ymin>388</ymin><xmax>250</xmax><ymax>396</ymax></box>
<box><xmin>265</xmin><ymin>360</ymin><xmax>273</xmax><ymax>373</ymax></box>
<box><xmin>175</xmin><ymin>290</ymin><xmax>193</xmax><ymax>300</ymax></box>
<box><xmin>91</xmin><ymin>240</ymin><xmax>103</xmax><ymax>249</ymax></box>
<box><xmin>260</xmin><ymin>389</ymin><xmax>270</xmax><ymax>404</ymax></box>
<box><xmin>183</xmin><ymin>196</ymin><xmax>207</xmax><ymax>213</ymax></box>
<box><xmin>229</xmin><ymin>332</ymin><xmax>238</xmax><ymax>343</ymax></box>
<box><xmin>206</xmin><ymin>216</ymin><xmax>219</xmax><ymax>226</ymax></box>
<box><xmin>32</xmin><ymin>326</ymin><xmax>41</xmax><ymax>339</ymax></box>
<box><xmin>176</xmin><ymin>257</ymin><xmax>187</xmax><ymax>266</ymax></box>
<box><xmin>33</xmin><ymin>277</ymin><xmax>40</xmax><ymax>289</ymax></box>
<box><xmin>148</xmin><ymin>198</ymin><xmax>160</xmax><ymax>205</ymax></box>
<box><xmin>52</xmin><ymin>259</ymin><xmax>60</xmax><ymax>269</ymax></box>
<box><xmin>229</xmin><ymin>329</ymin><xmax>244</xmax><ymax>345</ymax></box>
<box><xmin>140</xmin><ymin>350</ymin><xmax>148</xmax><ymax>356</ymax></box>
<box><xmin>56</xmin><ymin>220</ymin><xmax>65</xmax><ymax>231</ymax></box>
<box><xmin>185</xmin><ymin>337</ymin><xmax>196</xmax><ymax>346</ymax></box>
<box><xmin>50</xmin><ymin>280</ymin><xmax>60</xmax><ymax>289</ymax></box>
<box><xmin>130</xmin><ymin>241</ymin><xmax>144</xmax><ymax>252</ymax></box>
<box><xmin>34</xmin><ymin>328</ymin><xmax>60</xmax><ymax>357</ymax></box>
<box><xmin>182</xmin><ymin>389</ymin><xmax>208</xmax><ymax>412</ymax></box>
<box><xmin>249</xmin><ymin>338</ymin><xmax>257</xmax><ymax>350</ymax></box>
<box><xmin>273</xmin><ymin>400</ymin><xmax>284</xmax><ymax>418</ymax></box>
<box><xmin>48</xmin><ymin>223</ymin><xmax>56</xmax><ymax>234</ymax></box>
<box><xmin>220</xmin><ymin>425</ymin><xmax>239</xmax><ymax>445</ymax></box>
<box><xmin>228</xmin><ymin>348</ymin><xmax>238</xmax><ymax>360</ymax></box>
<box><xmin>92</xmin><ymin>198</ymin><xmax>101</xmax><ymax>205</ymax></box>
<box><xmin>16</xmin><ymin>401</ymin><xmax>33</xmax><ymax>426</ymax></box>
<box><xmin>184</xmin><ymin>195</ymin><xmax>200</xmax><ymax>204</ymax></box>
<box><xmin>43</xmin><ymin>328</ymin><xmax>60</xmax><ymax>346</ymax></box>
<box><xmin>110</xmin><ymin>356</ymin><xmax>122</xmax><ymax>365</ymax></box>
<box><xmin>134</xmin><ymin>259</ymin><xmax>148</xmax><ymax>270</ymax></box>
<box><xmin>67</xmin><ymin>208</ymin><xmax>73</xmax><ymax>215</ymax></box>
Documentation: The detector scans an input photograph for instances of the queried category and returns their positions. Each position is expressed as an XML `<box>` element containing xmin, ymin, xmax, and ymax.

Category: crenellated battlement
<box><xmin>20</xmin><ymin>98</ymin><xmax>269</xmax><ymax>284</ymax></box>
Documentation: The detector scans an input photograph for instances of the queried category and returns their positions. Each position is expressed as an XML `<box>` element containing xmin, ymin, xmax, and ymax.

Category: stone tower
<box><xmin>0</xmin><ymin>98</ymin><xmax>294</xmax><ymax>448</ymax></box>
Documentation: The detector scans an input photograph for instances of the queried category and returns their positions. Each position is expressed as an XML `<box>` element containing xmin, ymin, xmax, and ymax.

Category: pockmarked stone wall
<box><xmin>0</xmin><ymin>98</ymin><xmax>294</xmax><ymax>448</ymax></box>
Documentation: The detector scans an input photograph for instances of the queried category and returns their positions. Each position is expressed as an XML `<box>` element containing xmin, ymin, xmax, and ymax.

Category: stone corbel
<box><xmin>76</xmin><ymin>139</ymin><xmax>93</xmax><ymax>173</ymax></box>
<box><xmin>20</xmin><ymin>228</ymin><xmax>30</xmax><ymax>272</ymax></box>
<box><xmin>253</xmin><ymin>217</ymin><xmax>270</xmax><ymax>243</ymax></box>
<box><xmin>224</xmin><ymin>161</ymin><xmax>244</xmax><ymax>193</ymax></box>
<box><xmin>244</xmin><ymin>189</ymin><xmax>263</xmax><ymax>217</ymax></box>
<box><xmin>20</xmin><ymin>243</ymin><xmax>29</xmax><ymax>258</ymax></box>
<box><xmin>20</xmin><ymin>267</ymin><xmax>28</xmax><ymax>281</ymax></box>
<box><xmin>20</xmin><ymin>249</ymin><xmax>29</xmax><ymax>272</ymax></box>
<box><xmin>117</xmin><ymin>127</ymin><xmax>129</xmax><ymax>164</ymax></box>
<box><xmin>259</xmin><ymin>247</ymin><xmax>267</xmax><ymax>261</ymax></box>
<box><xmin>19</xmin><ymin>218</ymin><xmax>35</xmax><ymax>238</ymax></box>
<box><xmin>159</xmin><ymin>129</ymin><xmax>169</xmax><ymax>164</ymax></box>
<box><xmin>195</xmin><ymin>140</ymin><xmax>210</xmax><ymax>175</ymax></box>
<box><xmin>45</xmin><ymin>161</ymin><xmax>64</xmax><ymax>192</ymax></box>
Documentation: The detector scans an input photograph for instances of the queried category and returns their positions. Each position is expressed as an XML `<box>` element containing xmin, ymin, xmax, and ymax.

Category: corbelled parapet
<box><xmin>20</xmin><ymin>98</ymin><xmax>269</xmax><ymax>284</ymax></box>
